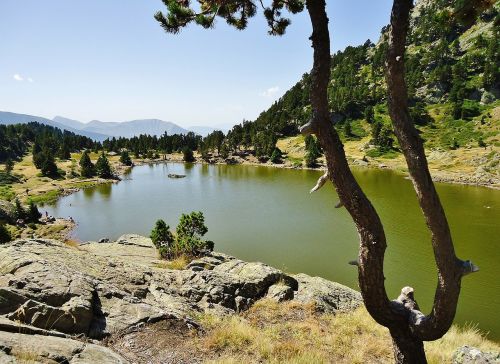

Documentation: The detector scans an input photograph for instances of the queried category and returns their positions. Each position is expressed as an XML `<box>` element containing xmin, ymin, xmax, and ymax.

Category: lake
<box><xmin>45</xmin><ymin>163</ymin><xmax>500</xmax><ymax>340</ymax></box>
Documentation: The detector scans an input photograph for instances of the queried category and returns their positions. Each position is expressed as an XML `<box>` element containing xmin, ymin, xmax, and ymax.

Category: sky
<box><xmin>0</xmin><ymin>0</ymin><xmax>393</xmax><ymax>129</ymax></box>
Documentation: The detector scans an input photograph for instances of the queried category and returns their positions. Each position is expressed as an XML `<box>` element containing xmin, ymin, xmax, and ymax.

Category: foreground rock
<box><xmin>0</xmin><ymin>331</ymin><xmax>127</xmax><ymax>364</ymax></box>
<box><xmin>453</xmin><ymin>346</ymin><xmax>500</xmax><ymax>364</ymax></box>
<box><xmin>0</xmin><ymin>235</ymin><xmax>361</xmax><ymax>362</ymax></box>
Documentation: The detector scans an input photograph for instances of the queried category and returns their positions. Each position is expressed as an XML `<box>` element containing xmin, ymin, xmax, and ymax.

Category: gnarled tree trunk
<box><xmin>304</xmin><ymin>0</ymin><xmax>477</xmax><ymax>362</ymax></box>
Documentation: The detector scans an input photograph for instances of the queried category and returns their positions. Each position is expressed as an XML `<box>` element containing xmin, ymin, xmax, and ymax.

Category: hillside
<box><xmin>225</xmin><ymin>0</ymin><xmax>499</xmax><ymax>167</ymax></box>
<box><xmin>73</xmin><ymin>118</ymin><xmax>189</xmax><ymax>138</ymax></box>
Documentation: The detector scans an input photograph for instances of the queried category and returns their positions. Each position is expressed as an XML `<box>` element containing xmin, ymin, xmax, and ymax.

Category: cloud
<box><xmin>260</xmin><ymin>86</ymin><xmax>280</xmax><ymax>98</ymax></box>
<box><xmin>13</xmin><ymin>74</ymin><xmax>34</xmax><ymax>82</ymax></box>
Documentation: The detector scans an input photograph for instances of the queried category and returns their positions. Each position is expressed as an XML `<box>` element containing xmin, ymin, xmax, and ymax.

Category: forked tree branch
<box><xmin>304</xmin><ymin>0</ymin><xmax>479</xmax><ymax>344</ymax></box>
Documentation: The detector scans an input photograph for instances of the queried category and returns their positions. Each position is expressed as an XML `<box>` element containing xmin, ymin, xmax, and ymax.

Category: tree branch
<box><xmin>304</xmin><ymin>0</ymin><xmax>395</xmax><ymax>328</ymax></box>
<box><xmin>385</xmin><ymin>0</ymin><xmax>478</xmax><ymax>341</ymax></box>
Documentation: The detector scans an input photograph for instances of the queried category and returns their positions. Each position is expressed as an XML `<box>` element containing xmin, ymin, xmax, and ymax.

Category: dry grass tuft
<box><xmin>63</xmin><ymin>239</ymin><xmax>81</xmax><ymax>249</ymax></box>
<box><xmin>197</xmin><ymin>299</ymin><xmax>499</xmax><ymax>364</ymax></box>
<box><xmin>154</xmin><ymin>255</ymin><xmax>190</xmax><ymax>270</ymax></box>
<box><xmin>426</xmin><ymin>324</ymin><xmax>500</xmax><ymax>364</ymax></box>
<box><xmin>12</xmin><ymin>349</ymin><xmax>39</xmax><ymax>363</ymax></box>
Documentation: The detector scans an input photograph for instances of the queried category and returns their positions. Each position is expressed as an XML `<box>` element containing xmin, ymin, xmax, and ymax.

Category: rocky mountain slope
<box><xmin>0</xmin><ymin>235</ymin><xmax>361</xmax><ymax>363</ymax></box>
<box><xmin>241</xmin><ymin>0</ymin><xmax>499</xmax><ymax>154</ymax></box>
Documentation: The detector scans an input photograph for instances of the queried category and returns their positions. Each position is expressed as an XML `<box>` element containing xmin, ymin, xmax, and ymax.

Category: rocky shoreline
<box><xmin>0</xmin><ymin>235</ymin><xmax>362</xmax><ymax>363</ymax></box>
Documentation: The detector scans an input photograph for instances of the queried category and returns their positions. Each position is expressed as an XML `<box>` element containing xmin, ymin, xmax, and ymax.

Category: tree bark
<box><xmin>385</xmin><ymin>0</ymin><xmax>466</xmax><ymax>341</ymax></box>
<box><xmin>304</xmin><ymin>0</ymin><xmax>395</xmax><ymax>328</ymax></box>
<box><xmin>304</xmin><ymin>0</ymin><xmax>475</xmax><ymax>362</ymax></box>
<box><xmin>391</xmin><ymin>328</ymin><xmax>427</xmax><ymax>364</ymax></box>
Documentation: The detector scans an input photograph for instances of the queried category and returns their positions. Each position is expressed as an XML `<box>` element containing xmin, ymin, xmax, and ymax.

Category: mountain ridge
<box><xmin>2</xmin><ymin>112</ymin><xmax>218</xmax><ymax>139</ymax></box>
<box><xmin>0</xmin><ymin>111</ymin><xmax>109</xmax><ymax>141</ymax></box>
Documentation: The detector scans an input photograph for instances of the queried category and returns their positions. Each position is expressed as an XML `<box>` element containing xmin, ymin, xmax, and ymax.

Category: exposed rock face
<box><xmin>292</xmin><ymin>273</ymin><xmax>362</xmax><ymax>313</ymax></box>
<box><xmin>0</xmin><ymin>331</ymin><xmax>127</xmax><ymax>363</ymax></box>
<box><xmin>0</xmin><ymin>235</ymin><xmax>362</xmax><ymax>362</ymax></box>
<box><xmin>453</xmin><ymin>346</ymin><xmax>500</xmax><ymax>364</ymax></box>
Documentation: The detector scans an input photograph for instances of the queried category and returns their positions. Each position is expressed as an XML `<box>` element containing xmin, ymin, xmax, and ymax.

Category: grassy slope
<box><xmin>194</xmin><ymin>300</ymin><xmax>499</xmax><ymax>363</ymax></box>
<box><xmin>277</xmin><ymin>103</ymin><xmax>500</xmax><ymax>187</ymax></box>
<box><xmin>0</xmin><ymin>152</ymin><xmax>126</xmax><ymax>205</ymax></box>
<box><xmin>0</xmin><ymin>152</ymin><xmax>132</xmax><ymax>240</ymax></box>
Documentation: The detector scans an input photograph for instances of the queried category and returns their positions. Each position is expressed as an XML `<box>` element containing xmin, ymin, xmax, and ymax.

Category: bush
<box><xmin>151</xmin><ymin>211</ymin><xmax>213</xmax><ymax>260</ymax></box>
<box><xmin>0</xmin><ymin>224</ymin><xmax>11</xmax><ymax>244</ymax></box>
<box><xmin>269</xmin><ymin>148</ymin><xmax>282</xmax><ymax>164</ymax></box>
<box><xmin>151</xmin><ymin>219</ymin><xmax>174</xmax><ymax>249</ymax></box>
<box><xmin>0</xmin><ymin>172</ymin><xmax>20</xmax><ymax>186</ymax></box>
<box><xmin>410</xmin><ymin>102</ymin><xmax>432</xmax><ymax>125</ymax></box>
<box><xmin>478</xmin><ymin>137</ymin><xmax>486</xmax><ymax>148</ymax></box>
<box><xmin>461</xmin><ymin>100</ymin><xmax>481</xmax><ymax>120</ymax></box>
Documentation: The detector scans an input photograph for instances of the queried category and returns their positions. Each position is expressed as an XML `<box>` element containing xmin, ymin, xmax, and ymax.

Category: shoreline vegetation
<box><xmin>0</xmin><ymin>135</ymin><xmax>498</xmax><ymax>243</ymax></box>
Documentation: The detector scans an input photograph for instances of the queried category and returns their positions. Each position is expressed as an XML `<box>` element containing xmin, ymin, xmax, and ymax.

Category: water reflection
<box><xmin>82</xmin><ymin>183</ymin><xmax>112</xmax><ymax>199</ymax></box>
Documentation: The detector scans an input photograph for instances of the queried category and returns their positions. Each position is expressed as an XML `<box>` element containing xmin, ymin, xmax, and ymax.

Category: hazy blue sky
<box><xmin>0</xmin><ymin>1</ymin><xmax>392</xmax><ymax>128</ymax></box>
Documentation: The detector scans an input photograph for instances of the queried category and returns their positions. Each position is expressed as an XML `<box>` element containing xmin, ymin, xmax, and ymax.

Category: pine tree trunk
<box><xmin>391</xmin><ymin>329</ymin><xmax>427</xmax><ymax>364</ymax></box>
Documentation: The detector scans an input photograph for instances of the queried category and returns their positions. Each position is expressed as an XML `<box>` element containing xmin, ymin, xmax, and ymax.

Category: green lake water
<box><xmin>45</xmin><ymin>163</ymin><xmax>500</xmax><ymax>340</ymax></box>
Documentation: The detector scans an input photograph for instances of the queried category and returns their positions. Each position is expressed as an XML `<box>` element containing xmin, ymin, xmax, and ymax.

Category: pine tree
<box><xmin>79</xmin><ymin>151</ymin><xmax>95</xmax><ymax>178</ymax></box>
<box><xmin>270</xmin><ymin>147</ymin><xmax>282</xmax><ymax>163</ymax></box>
<box><xmin>40</xmin><ymin>150</ymin><xmax>58</xmax><ymax>177</ymax></box>
<box><xmin>150</xmin><ymin>219</ymin><xmax>174</xmax><ymax>249</ymax></box>
<box><xmin>219</xmin><ymin>144</ymin><xmax>230</xmax><ymax>159</ymax></box>
<box><xmin>0</xmin><ymin>223</ymin><xmax>11</xmax><ymax>244</ymax></box>
<box><xmin>364</xmin><ymin>105</ymin><xmax>375</xmax><ymax>123</ymax></box>
<box><xmin>4</xmin><ymin>159</ymin><xmax>14</xmax><ymax>174</ymax></box>
<box><xmin>182</xmin><ymin>147</ymin><xmax>195</xmax><ymax>162</ymax></box>
<box><xmin>58</xmin><ymin>142</ymin><xmax>71</xmax><ymax>160</ymax></box>
<box><xmin>371</xmin><ymin>120</ymin><xmax>394</xmax><ymax>151</ymax></box>
<box><xmin>95</xmin><ymin>153</ymin><xmax>113</xmax><ymax>178</ymax></box>
<box><xmin>176</xmin><ymin>211</ymin><xmax>210</xmax><ymax>255</ymax></box>
<box><xmin>343</xmin><ymin>120</ymin><xmax>352</xmax><ymax>138</ymax></box>
<box><xmin>119</xmin><ymin>150</ymin><xmax>132</xmax><ymax>166</ymax></box>
<box><xmin>483</xmin><ymin>31</ymin><xmax>499</xmax><ymax>89</ymax></box>
<box><xmin>32</xmin><ymin>142</ymin><xmax>43</xmax><ymax>169</ymax></box>
<box><xmin>27</xmin><ymin>201</ymin><xmax>41</xmax><ymax>223</ymax></box>
<box><xmin>14</xmin><ymin>198</ymin><xmax>26</xmax><ymax>220</ymax></box>
<box><xmin>304</xmin><ymin>135</ymin><xmax>321</xmax><ymax>168</ymax></box>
